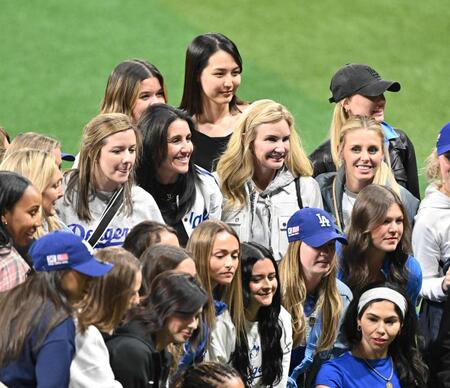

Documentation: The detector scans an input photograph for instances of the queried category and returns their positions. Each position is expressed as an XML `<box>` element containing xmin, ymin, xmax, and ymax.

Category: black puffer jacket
<box><xmin>309</xmin><ymin>128</ymin><xmax>420</xmax><ymax>199</ymax></box>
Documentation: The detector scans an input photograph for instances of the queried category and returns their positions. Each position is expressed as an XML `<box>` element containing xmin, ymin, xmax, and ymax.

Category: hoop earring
<box><xmin>357</xmin><ymin>324</ymin><xmax>361</xmax><ymax>332</ymax></box>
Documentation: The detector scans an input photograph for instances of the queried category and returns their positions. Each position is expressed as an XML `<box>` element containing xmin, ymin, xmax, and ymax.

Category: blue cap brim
<box><xmin>303</xmin><ymin>232</ymin><xmax>348</xmax><ymax>248</ymax></box>
<box><xmin>73</xmin><ymin>259</ymin><xmax>113</xmax><ymax>277</ymax></box>
<box><xmin>61</xmin><ymin>152</ymin><xmax>75</xmax><ymax>162</ymax></box>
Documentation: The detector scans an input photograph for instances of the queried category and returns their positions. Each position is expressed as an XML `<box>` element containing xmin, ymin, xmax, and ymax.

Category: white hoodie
<box><xmin>413</xmin><ymin>184</ymin><xmax>450</xmax><ymax>301</ymax></box>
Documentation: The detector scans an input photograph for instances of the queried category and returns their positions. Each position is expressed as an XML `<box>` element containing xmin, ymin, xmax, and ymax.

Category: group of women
<box><xmin>0</xmin><ymin>30</ymin><xmax>449</xmax><ymax>388</ymax></box>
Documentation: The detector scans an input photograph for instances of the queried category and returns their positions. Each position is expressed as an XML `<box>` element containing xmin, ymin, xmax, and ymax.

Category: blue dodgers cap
<box><xmin>437</xmin><ymin>122</ymin><xmax>450</xmax><ymax>156</ymax></box>
<box><xmin>286</xmin><ymin>208</ymin><xmax>347</xmax><ymax>247</ymax></box>
<box><xmin>30</xmin><ymin>231</ymin><xmax>113</xmax><ymax>277</ymax></box>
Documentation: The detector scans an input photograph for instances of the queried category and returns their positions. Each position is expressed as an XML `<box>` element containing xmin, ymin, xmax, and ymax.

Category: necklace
<box><xmin>362</xmin><ymin>357</ymin><xmax>394</xmax><ymax>388</ymax></box>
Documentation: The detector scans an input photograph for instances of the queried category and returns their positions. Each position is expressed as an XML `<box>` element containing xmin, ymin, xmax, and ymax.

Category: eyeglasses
<box><xmin>442</xmin><ymin>151</ymin><xmax>450</xmax><ymax>161</ymax></box>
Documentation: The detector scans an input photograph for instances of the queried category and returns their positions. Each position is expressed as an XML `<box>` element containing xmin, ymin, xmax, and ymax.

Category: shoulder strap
<box><xmin>331</xmin><ymin>177</ymin><xmax>342</xmax><ymax>231</ymax></box>
<box><xmin>295</xmin><ymin>177</ymin><xmax>303</xmax><ymax>209</ymax></box>
<box><xmin>88</xmin><ymin>186</ymin><xmax>124</xmax><ymax>248</ymax></box>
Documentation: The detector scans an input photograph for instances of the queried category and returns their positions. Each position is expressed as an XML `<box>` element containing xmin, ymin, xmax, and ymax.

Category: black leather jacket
<box><xmin>309</xmin><ymin>128</ymin><xmax>420</xmax><ymax>199</ymax></box>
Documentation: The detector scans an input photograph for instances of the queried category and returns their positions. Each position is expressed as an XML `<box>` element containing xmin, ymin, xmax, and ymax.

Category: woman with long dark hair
<box><xmin>339</xmin><ymin>184</ymin><xmax>422</xmax><ymax>307</ymax></box>
<box><xmin>135</xmin><ymin>104</ymin><xmax>222</xmax><ymax>246</ymax></box>
<box><xmin>315</xmin><ymin>282</ymin><xmax>427</xmax><ymax>387</ymax></box>
<box><xmin>179</xmin><ymin>32</ymin><xmax>247</xmax><ymax>171</ymax></box>
<box><xmin>0</xmin><ymin>231</ymin><xmax>112</xmax><ymax>387</ymax></box>
<box><xmin>229</xmin><ymin>242</ymin><xmax>292</xmax><ymax>387</ymax></box>
<box><xmin>106</xmin><ymin>271</ymin><xmax>208</xmax><ymax>388</ymax></box>
<box><xmin>0</xmin><ymin>171</ymin><xmax>41</xmax><ymax>291</ymax></box>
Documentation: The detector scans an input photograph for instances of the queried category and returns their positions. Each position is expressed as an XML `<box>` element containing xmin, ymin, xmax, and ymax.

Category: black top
<box><xmin>106</xmin><ymin>320</ymin><xmax>172</xmax><ymax>388</ymax></box>
<box><xmin>191</xmin><ymin>128</ymin><xmax>232</xmax><ymax>172</ymax></box>
<box><xmin>152</xmin><ymin>180</ymin><xmax>189</xmax><ymax>246</ymax></box>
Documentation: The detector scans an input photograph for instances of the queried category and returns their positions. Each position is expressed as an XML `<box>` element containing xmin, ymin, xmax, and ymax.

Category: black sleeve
<box><xmin>108</xmin><ymin>339</ymin><xmax>155</xmax><ymax>388</ymax></box>
<box><xmin>396</xmin><ymin>129</ymin><xmax>420</xmax><ymax>199</ymax></box>
<box><xmin>433</xmin><ymin>298</ymin><xmax>450</xmax><ymax>386</ymax></box>
<box><xmin>309</xmin><ymin>140</ymin><xmax>336</xmax><ymax>177</ymax></box>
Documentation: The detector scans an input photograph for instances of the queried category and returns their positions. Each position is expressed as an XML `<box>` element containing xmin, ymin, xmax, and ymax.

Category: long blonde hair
<box><xmin>338</xmin><ymin>116</ymin><xmax>400</xmax><ymax>195</ymax></box>
<box><xmin>425</xmin><ymin>148</ymin><xmax>443</xmax><ymax>186</ymax></box>
<box><xmin>279</xmin><ymin>240</ymin><xmax>342</xmax><ymax>350</ymax></box>
<box><xmin>186</xmin><ymin>220</ymin><xmax>245</xmax><ymax>343</ymax></box>
<box><xmin>216</xmin><ymin>99</ymin><xmax>312</xmax><ymax>210</ymax></box>
<box><xmin>0</xmin><ymin>148</ymin><xmax>61</xmax><ymax>238</ymax></box>
<box><xmin>5</xmin><ymin>132</ymin><xmax>60</xmax><ymax>159</ymax></box>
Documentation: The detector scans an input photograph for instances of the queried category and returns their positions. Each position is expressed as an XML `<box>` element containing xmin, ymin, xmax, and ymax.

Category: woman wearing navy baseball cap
<box><xmin>309</xmin><ymin>63</ymin><xmax>420</xmax><ymax>200</ymax></box>
<box><xmin>0</xmin><ymin>231</ymin><xmax>112</xmax><ymax>387</ymax></box>
<box><xmin>279</xmin><ymin>208</ymin><xmax>352</xmax><ymax>387</ymax></box>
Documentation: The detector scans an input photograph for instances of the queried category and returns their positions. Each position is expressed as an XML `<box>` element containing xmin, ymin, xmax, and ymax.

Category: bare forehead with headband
<box><xmin>357</xmin><ymin>287</ymin><xmax>407</xmax><ymax>318</ymax></box>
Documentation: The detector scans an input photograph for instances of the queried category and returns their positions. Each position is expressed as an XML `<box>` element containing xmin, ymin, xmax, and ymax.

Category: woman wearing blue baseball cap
<box><xmin>0</xmin><ymin>231</ymin><xmax>112</xmax><ymax>387</ymax></box>
<box><xmin>278</xmin><ymin>208</ymin><xmax>352</xmax><ymax>387</ymax></box>
<box><xmin>309</xmin><ymin>63</ymin><xmax>420</xmax><ymax>200</ymax></box>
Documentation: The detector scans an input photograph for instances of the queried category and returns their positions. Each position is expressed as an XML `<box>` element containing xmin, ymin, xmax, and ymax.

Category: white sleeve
<box><xmin>69</xmin><ymin>326</ymin><xmax>123</xmax><ymax>388</ymax></box>
<box><xmin>300</xmin><ymin>177</ymin><xmax>324</xmax><ymax>209</ymax></box>
<box><xmin>275</xmin><ymin>307</ymin><xmax>293</xmax><ymax>388</ymax></box>
<box><xmin>208</xmin><ymin>178</ymin><xmax>223</xmax><ymax>221</ymax></box>
<box><xmin>412</xmin><ymin>218</ymin><xmax>446</xmax><ymax>301</ymax></box>
<box><xmin>204</xmin><ymin>310</ymin><xmax>236</xmax><ymax>363</ymax></box>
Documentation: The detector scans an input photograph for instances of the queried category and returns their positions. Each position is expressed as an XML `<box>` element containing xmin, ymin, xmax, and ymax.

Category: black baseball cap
<box><xmin>329</xmin><ymin>64</ymin><xmax>401</xmax><ymax>103</ymax></box>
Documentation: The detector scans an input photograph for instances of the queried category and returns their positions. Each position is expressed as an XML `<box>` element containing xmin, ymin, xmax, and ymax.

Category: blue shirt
<box><xmin>315</xmin><ymin>351</ymin><xmax>401</xmax><ymax>388</ymax></box>
<box><xmin>0</xmin><ymin>316</ymin><xmax>75</xmax><ymax>387</ymax></box>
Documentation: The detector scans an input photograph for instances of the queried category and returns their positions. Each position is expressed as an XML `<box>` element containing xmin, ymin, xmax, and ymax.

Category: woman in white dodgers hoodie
<box><xmin>57</xmin><ymin>113</ymin><xmax>164</xmax><ymax>249</ymax></box>
<box><xmin>70</xmin><ymin>247</ymin><xmax>141</xmax><ymax>388</ymax></box>
<box><xmin>216</xmin><ymin>99</ymin><xmax>322</xmax><ymax>261</ymax></box>
<box><xmin>135</xmin><ymin>104</ymin><xmax>222</xmax><ymax>247</ymax></box>
<box><xmin>413</xmin><ymin>123</ymin><xmax>450</xmax><ymax>302</ymax></box>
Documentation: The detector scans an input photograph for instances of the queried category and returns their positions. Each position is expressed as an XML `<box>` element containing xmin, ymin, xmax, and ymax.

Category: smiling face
<box><xmin>94</xmin><ymin>129</ymin><xmax>137</xmax><ymax>192</ymax></box>
<box><xmin>199</xmin><ymin>49</ymin><xmax>241</xmax><ymax>108</ymax></box>
<box><xmin>248</xmin><ymin>258</ymin><xmax>278</xmax><ymax>309</ymax></box>
<box><xmin>357</xmin><ymin>300</ymin><xmax>401</xmax><ymax>358</ymax></box>
<box><xmin>343</xmin><ymin>94</ymin><xmax>386</xmax><ymax>123</ymax></box>
<box><xmin>252</xmin><ymin>119</ymin><xmax>290</xmax><ymax>175</ymax></box>
<box><xmin>300</xmin><ymin>241</ymin><xmax>336</xmax><ymax>280</ymax></box>
<box><xmin>370</xmin><ymin>203</ymin><xmax>404</xmax><ymax>254</ymax></box>
<box><xmin>132</xmin><ymin>77</ymin><xmax>166</xmax><ymax>122</ymax></box>
<box><xmin>209</xmin><ymin>231</ymin><xmax>240</xmax><ymax>287</ymax></box>
<box><xmin>157</xmin><ymin>119</ymin><xmax>193</xmax><ymax>184</ymax></box>
<box><xmin>3</xmin><ymin>185</ymin><xmax>42</xmax><ymax>247</ymax></box>
<box><xmin>42</xmin><ymin>168</ymin><xmax>64</xmax><ymax>216</ymax></box>
<box><xmin>340</xmin><ymin>128</ymin><xmax>384</xmax><ymax>192</ymax></box>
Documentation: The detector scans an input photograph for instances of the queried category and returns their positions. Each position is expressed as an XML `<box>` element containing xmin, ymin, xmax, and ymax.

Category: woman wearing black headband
<box><xmin>315</xmin><ymin>282</ymin><xmax>427</xmax><ymax>388</ymax></box>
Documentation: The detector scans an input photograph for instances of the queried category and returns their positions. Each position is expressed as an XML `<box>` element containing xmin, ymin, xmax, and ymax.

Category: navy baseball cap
<box><xmin>437</xmin><ymin>122</ymin><xmax>450</xmax><ymax>156</ymax></box>
<box><xmin>286</xmin><ymin>208</ymin><xmax>347</xmax><ymax>247</ymax></box>
<box><xmin>30</xmin><ymin>231</ymin><xmax>113</xmax><ymax>277</ymax></box>
<box><xmin>61</xmin><ymin>152</ymin><xmax>75</xmax><ymax>162</ymax></box>
<box><xmin>329</xmin><ymin>64</ymin><xmax>400</xmax><ymax>103</ymax></box>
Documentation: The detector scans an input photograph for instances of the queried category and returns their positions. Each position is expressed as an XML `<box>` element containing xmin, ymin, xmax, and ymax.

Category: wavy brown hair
<box><xmin>341</xmin><ymin>184</ymin><xmax>411</xmax><ymax>295</ymax></box>
<box><xmin>76</xmin><ymin>246</ymin><xmax>141</xmax><ymax>334</ymax></box>
<box><xmin>279</xmin><ymin>240</ymin><xmax>342</xmax><ymax>349</ymax></box>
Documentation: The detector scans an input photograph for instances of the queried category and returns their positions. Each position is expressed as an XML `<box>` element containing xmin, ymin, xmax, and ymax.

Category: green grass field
<box><xmin>1</xmin><ymin>0</ymin><xmax>449</xmax><ymax>194</ymax></box>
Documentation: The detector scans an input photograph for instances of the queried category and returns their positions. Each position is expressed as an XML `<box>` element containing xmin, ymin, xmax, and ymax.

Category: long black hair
<box><xmin>135</xmin><ymin>104</ymin><xmax>199</xmax><ymax>224</ymax></box>
<box><xmin>179</xmin><ymin>33</ymin><xmax>243</xmax><ymax>116</ymax></box>
<box><xmin>0</xmin><ymin>171</ymin><xmax>32</xmax><ymax>249</ymax></box>
<box><xmin>128</xmin><ymin>271</ymin><xmax>207</xmax><ymax>345</ymax></box>
<box><xmin>231</xmin><ymin>242</ymin><xmax>283</xmax><ymax>386</ymax></box>
<box><xmin>343</xmin><ymin>282</ymin><xmax>428</xmax><ymax>387</ymax></box>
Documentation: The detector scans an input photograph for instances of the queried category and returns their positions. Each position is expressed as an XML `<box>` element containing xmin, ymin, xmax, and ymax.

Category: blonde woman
<box><xmin>216</xmin><ymin>99</ymin><xmax>322</xmax><ymax>260</ymax></box>
<box><xmin>279</xmin><ymin>208</ymin><xmax>351</xmax><ymax>387</ymax></box>
<box><xmin>57</xmin><ymin>113</ymin><xmax>164</xmax><ymax>248</ymax></box>
<box><xmin>309</xmin><ymin>63</ymin><xmax>419</xmax><ymax>199</ymax></box>
<box><xmin>183</xmin><ymin>220</ymin><xmax>245</xmax><ymax>367</ymax></box>
<box><xmin>0</xmin><ymin>149</ymin><xmax>65</xmax><ymax>238</ymax></box>
<box><xmin>6</xmin><ymin>131</ymin><xmax>74</xmax><ymax>168</ymax></box>
<box><xmin>316</xmin><ymin>115</ymin><xmax>418</xmax><ymax>231</ymax></box>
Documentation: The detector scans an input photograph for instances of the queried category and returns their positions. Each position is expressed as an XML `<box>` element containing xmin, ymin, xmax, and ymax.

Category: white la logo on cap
<box><xmin>315</xmin><ymin>213</ymin><xmax>331</xmax><ymax>228</ymax></box>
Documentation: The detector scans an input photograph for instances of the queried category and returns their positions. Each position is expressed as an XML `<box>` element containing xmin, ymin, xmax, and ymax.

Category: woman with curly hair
<box><xmin>227</xmin><ymin>242</ymin><xmax>292</xmax><ymax>387</ymax></box>
<box><xmin>315</xmin><ymin>282</ymin><xmax>428</xmax><ymax>388</ymax></box>
<box><xmin>217</xmin><ymin>99</ymin><xmax>322</xmax><ymax>260</ymax></box>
